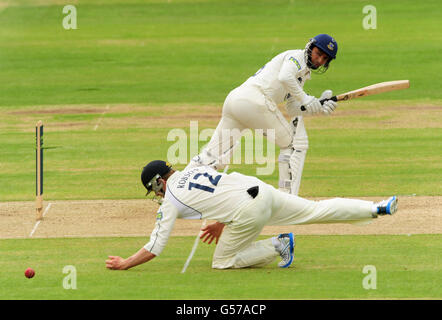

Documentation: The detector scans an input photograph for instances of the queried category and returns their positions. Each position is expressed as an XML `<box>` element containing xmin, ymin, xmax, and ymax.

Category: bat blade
<box><xmin>336</xmin><ymin>80</ymin><xmax>410</xmax><ymax>101</ymax></box>
<box><xmin>300</xmin><ymin>80</ymin><xmax>410</xmax><ymax>111</ymax></box>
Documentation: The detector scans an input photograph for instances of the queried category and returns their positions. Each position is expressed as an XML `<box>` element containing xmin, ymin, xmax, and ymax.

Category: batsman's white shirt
<box><xmin>144</xmin><ymin>166</ymin><xmax>264</xmax><ymax>256</ymax></box>
<box><xmin>243</xmin><ymin>49</ymin><xmax>311</xmax><ymax>105</ymax></box>
<box><xmin>197</xmin><ymin>49</ymin><xmax>313</xmax><ymax>164</ymax></box>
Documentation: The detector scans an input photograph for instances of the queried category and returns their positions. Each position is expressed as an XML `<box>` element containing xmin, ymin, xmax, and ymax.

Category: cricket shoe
<box><xmin>375</xmin><ymin>196</ymin><xmax>398</xmax><ymax>215</ymax></box>
<box><xmin>277</xmin><ymin>233</ymin><xmax>295</xmax><ymax>268</ymax></box>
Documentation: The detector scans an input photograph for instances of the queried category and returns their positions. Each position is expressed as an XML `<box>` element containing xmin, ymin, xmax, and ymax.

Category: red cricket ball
<box><xmin>25</xmin><ymin>268</ymin><xmax>35</xmax><ymax>279</ymax></box>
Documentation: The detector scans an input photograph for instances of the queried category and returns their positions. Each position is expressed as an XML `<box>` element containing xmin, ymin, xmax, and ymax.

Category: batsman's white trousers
<box><xmin>211</xmin><ymin>183</ymin><xmax>374</xmax><ymax>269</ymax></box>
<box><xmin>203</xmin><ymin>84</ymin><xmax>294</xmax><ymax>162</ymax></box>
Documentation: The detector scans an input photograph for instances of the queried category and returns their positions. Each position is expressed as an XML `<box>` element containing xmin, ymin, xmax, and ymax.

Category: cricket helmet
<box><xmin>141</xmin><ymin>160</ymin><xmax>172</xmax><ymax>195</ymax></box>
<box><xmin>305</xmin><ymin>34</ymin><xmax>338</xmax><ymax>73</ymax></box>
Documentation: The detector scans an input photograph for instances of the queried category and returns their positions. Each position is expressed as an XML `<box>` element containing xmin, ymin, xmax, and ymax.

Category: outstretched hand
<box><xmin>106</xmin><ymin>256</ymin><xmax>127</xmax><ymax>270</ymax></box>
<box><xmin>200</xmin><ymin>222</ymin><xmax>225</xmax><ymax>245</ymax></box>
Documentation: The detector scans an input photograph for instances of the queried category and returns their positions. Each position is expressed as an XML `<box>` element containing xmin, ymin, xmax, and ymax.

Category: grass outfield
<box><xmin>1</xmin><ymin>101</ymin><xmax>441</xmax><ymax>200</ymax></box>
<box><xmin>1</xmin><ymin>0</ymin><xmax>441</xmax><ymax>199</ymax></box>
<box><xmin>0</xmin><ymin>0</ymin><xmax>440</xmax><ymax>107</ymax></box>
<box><xmin>1</xmin><ymin>235</ymin><xmax>440</xmax><ymax>300</ymax></box>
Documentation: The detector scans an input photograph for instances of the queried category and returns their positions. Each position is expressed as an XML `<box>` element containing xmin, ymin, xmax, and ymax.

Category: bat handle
<box><xmin>300</xmin><ymin>96</ymin><xmax>337</xmax><ymax>111</ymax></box>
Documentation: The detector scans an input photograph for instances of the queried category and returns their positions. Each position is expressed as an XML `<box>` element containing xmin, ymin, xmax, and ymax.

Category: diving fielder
<box><xmin>105</xmin><ymin>161</ymin><xmax>398</xmax><ymax>271</ymax></box>
<box><xmin>191</xmin><ymin>34</ymin><xmax>338</xmax><ymax>195</ymax></box>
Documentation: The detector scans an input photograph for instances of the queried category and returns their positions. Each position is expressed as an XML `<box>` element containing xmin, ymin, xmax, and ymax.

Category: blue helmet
<box><xmin>305</xmin><ymin>34</ymin><xmax>338</xmax><ymax>73</ymax></box>
<box><xmin>312</xmin><ymin>34</ymin><xmax>338</xmax><ymax>60</ymax></box>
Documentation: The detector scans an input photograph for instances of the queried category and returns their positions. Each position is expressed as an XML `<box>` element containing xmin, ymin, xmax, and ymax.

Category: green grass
<box><xmin>0</xmin><ymin>127</ymin><xmax>170</xmax><ymax>200</ymax></box>
<box><xmin>0</xmin><ymin>0</ymin><xmax>441</xmax><ymax>199</ymax></box>
<box><xmin>1</xmin><ymin>105</ymin><xmax>441</xmax><ymax>200</ymax></box>
<box><xmin>0</xmin><ymin>0</ymin><xmax>441</xmax><ymax>107</ymax></box>
<box><xmin>0</xmin><ymin>235</ymin><xmax>440</xmax><ymax>299</ymax></box>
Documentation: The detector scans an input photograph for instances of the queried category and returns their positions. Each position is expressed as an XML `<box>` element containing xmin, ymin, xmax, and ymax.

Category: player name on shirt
<box><xmin>176</xmin><ymin>168</ymin><xmax>199</xmax><ymax>189</ymax></box>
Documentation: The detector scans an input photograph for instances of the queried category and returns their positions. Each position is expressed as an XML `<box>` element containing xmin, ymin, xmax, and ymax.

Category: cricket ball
<box><xmin>25</xmin><ymin>268</ymin><xmax>35</xmax><ymax>279</ymax></box>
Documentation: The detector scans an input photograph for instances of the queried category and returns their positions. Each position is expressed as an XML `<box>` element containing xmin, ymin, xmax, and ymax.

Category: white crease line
<box><xmin>93</xmin><ymin>105</ymin><xmax>110</xmax><ymax>131</ymax></box>
<box><xmin>29</xmin><ymin>203</ymin><xmax>52</xmax><ymax>237</ymax></box>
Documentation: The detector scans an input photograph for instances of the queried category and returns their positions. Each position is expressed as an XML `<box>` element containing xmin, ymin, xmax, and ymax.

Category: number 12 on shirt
<box><xmin>188</xmin><ymin>172</ymin><xmax>222</xmax><ymax>193</ymax></box>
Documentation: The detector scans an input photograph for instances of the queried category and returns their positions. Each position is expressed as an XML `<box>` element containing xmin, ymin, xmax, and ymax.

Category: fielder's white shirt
<box><xmin>144</xmin><ymin>166</ymin><xmax>263</xmax><ymax>256</ymax></box>
<box><xmin>242</xmin><ymin>49</ymin><xmax>311</xmax><ymax>105</ymax></box>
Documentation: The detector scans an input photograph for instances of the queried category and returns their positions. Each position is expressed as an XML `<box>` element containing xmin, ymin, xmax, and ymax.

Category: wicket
<box><xmin>36</xmin><ymin>121</ymin><xmax>44</xmax><ymax>220</ymax></box>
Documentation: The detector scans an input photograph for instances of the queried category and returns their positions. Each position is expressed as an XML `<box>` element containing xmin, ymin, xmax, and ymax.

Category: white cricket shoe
<box><xmin>277</xmin><ymin>233</ymin><xmax>295</xmax><ymax>268</ymax></box>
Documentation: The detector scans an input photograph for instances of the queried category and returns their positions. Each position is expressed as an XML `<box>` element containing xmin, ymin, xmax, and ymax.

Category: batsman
<box><xmin>191</xmin><ymin>34</ymin><xmax>339</xmax><ymax>195</ymax></box>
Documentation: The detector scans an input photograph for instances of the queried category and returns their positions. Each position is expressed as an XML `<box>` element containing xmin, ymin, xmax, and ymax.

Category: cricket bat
<box><xmin>301</xmin><ymin>80</ymin><xmax>410</xmax><ymax>111</ymax></box>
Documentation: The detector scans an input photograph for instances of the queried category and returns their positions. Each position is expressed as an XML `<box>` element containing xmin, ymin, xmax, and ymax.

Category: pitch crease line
<box><xmin>29</xmin><ymin>202</ymin><xmax>52</xmax><ymax>237</ymax></box>
<box><xmin>93</xmin><ymin>105</ymin><xmax>110</xmax><ymax>131</ymax></box>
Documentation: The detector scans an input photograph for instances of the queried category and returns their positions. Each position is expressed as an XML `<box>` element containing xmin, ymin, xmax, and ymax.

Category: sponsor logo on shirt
<box><xmin>156</xmin><ymin>210</ymin><xmax>163</xmax><ymax>220</ymax></box>
<box><xmin>289</xmin><ymin>57</ymin><xmax>302</xmax><ymax>70</ymax></box>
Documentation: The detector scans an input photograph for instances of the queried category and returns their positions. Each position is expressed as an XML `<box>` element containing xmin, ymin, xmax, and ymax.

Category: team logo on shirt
<box><xmin>156</xmin><ymin>210</ymin><xmax>163</xmax><ymax>220</ymax></box>
<box><xmin>289</xmin><ymin>57</ymin><xmax>302</xmax><ymax>70</ymax></box>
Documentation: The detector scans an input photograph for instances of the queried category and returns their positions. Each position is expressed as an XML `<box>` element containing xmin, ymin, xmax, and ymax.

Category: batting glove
<box><xmin>320</xmin><ymin>89</ymin><xmax>337</xmax><ymax>115</ymax></box>
<box><xmin>319</xmin><ymin>89</ymin><xmax>333</xmax><ymax>100</ymax></box>
<box><xmin>303</xmin><ymin>95</ymin><xmax>322</xmax><ymax>115</ymax></box>
<box><xmin>322</xmin><ymin>99</ymin><xmax>337</xmax><ymax>115</ymax></box>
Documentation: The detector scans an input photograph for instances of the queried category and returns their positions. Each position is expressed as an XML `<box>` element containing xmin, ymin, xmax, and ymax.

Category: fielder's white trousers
<box><xmin>211</xmin><ymin>183</ymin><xmax>374</xmax><ymax>269</ymax></box>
